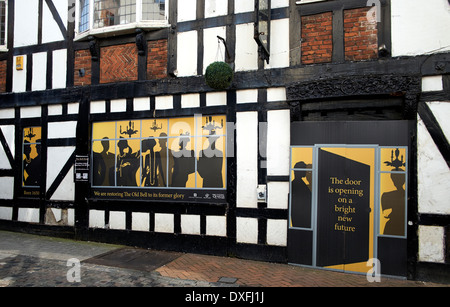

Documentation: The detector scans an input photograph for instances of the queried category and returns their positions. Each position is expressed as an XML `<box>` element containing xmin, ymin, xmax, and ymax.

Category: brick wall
<box><xmin>301</xmin><ymin>12</ymin><xmax>333</xmax><ymax>65</ymax></box>
<box><xmin>100</xmin><ymin>43</ymin><xmax>138</xmax><ymax>84</ymax></box>
<box><xmin>344</xmin><ymin>7</ymin><xmax>378</xmax><ymax>61</ymax></box>
<box><xmin>0</xmin><ymin>60</ymin><xmax>6</xmax><ymax>93</ymax></box>
<box><xmin>301</xmin><ymin>8</ymin><xmax>379</xmax><ymax>65</ymax></box>
<box><xmin>74</xmin><ymin>49</ymin><xmax>92</xmax><ymax>86</ymax></box>
<box><xmin>147</xmin><ymin>39</ymin><xmax>168</xmax><ymax>80</ymax></box>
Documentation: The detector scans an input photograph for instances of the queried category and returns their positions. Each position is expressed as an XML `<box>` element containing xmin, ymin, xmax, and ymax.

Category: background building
<box><xmin>0</xmin><ymin>0</ymin><xmax>448</xmax><ymax>282</ymax></box>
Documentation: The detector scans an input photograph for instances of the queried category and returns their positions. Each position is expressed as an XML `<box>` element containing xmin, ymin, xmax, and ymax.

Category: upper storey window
<box><xmin>76</xmin><ymin>0</ymin><xmax>168</xmax><ymax>39</ymax></box>
<box><xmin>0</xmin><ymin>0</ymin><xmax>7</xmax><ymax>50</ymax></box>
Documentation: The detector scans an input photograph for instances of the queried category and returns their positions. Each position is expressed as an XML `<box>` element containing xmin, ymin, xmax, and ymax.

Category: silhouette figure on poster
<box><xmin>381</xmin><ymin>148</ymin><xmax>406</xmax><ymax>236</ymax></box>
<box><xmin>171</xmin><ymin>133</ymin><xmax>195</xmax><ymax>187</ymax></box>
<box><xmin>141</xmin><ymin>138</ymin><xmax>166</xmax><ymax>187</ymax></box>
<box><xmin>198</xmin><ymin>134</ymin><xmax>223</xmax><ymax>188</ymax></box>
<box><xmin>116</xmin><ymin>138</ymin><xmax>140</xmax><ymax>186</ymax></box>
<box><xmin>157</xmin><ymin>133</ymin><xmax>173</xmax><ymax>187</ymax></box>
<box><xmin>92</xmin><ymin>137</ymin><xmax>115</xmax><ymax>186</ymax></box>
<box><xmin>381</xmin><ymin>173</ymin><xmax>405</xmax><ymax>236</ymax></box>
<box><xmin>291</xmin><ymin>162</ymin><xmax>312</xmax><ymax>228</ymax></box>
<box><xmin>198</xmin><ymin>116</ymin><xmax>224</xmax><ymax>188</ymax></box>
<box><xmin>23</xmin><ymin>140</ymin><xmax>41</xmax><ymax>187</ymax></box>
<box><xmin>305</xmin><ymin>164</ymin><xmax>313</xmax><ymax>192</ymax></box>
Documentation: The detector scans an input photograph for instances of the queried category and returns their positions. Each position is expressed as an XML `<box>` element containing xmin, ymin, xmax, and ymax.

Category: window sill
<box><xmin>296</xmin><ymin>0</ymin><xmax>328</xmax><ymax>4</ymax></box>
<box><xmin>74</xmin><ymin>21</ymin><xmax>170</xmax><ymax>41</ymax></box>
<box><xmin>0</xmin><ymin>46</ymin><xmax>8</xmax><ymax>52</ymax></box>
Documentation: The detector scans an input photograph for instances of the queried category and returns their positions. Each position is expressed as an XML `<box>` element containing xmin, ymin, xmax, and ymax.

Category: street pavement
<box><xmin>0</xmin><ymin>230</ymin><xmax>447</xmax><ymax>288</ymax></box>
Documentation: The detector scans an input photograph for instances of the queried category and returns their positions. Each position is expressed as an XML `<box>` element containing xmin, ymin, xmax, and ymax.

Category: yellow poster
<box><xmin>290</xmin><ymin>147</ymin><xmax>313</xmax><ymax>228</ymax></box>
<box><xmin>197</xmin><ymin>115</ymin><xmax>226</xmax><ymax>188</ymax></box>
<box><xmin>91</xmin><ymin>115</ymin><xmax>227</xmax><ymax>192</ymax></box>
<box><xmin>23</xmin><ymin>127</ymin><xmax>42</xmax><ymax>187</ymax></box>
<box><xmin>379</xmin><ymin>148</ymin><xmax>407</xmax><ymax>237</ymax></box>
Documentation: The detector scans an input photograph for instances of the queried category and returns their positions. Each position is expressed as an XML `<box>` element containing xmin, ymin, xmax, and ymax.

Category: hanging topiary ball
<box><xmin>205</xmin><ymin>61</ymin><xmax>234</xmax><ymax>90</ymax></box>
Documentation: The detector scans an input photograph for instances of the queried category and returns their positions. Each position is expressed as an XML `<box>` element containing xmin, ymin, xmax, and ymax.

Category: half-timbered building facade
<box><xmin>0</xmin><ymin>0</ymin><xmax>449</xmax><ymax>282</ymax></box>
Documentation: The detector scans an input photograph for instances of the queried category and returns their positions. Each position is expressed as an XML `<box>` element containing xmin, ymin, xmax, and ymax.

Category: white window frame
<box><xmin>75</xmin><ymin>0</ymin><xmax>169</xmax><ymax>41</ymax></box>
<box><xmin>0</xmin><ymin>0</ymin><xmax>8</xmax><ymax>52</ymax></box>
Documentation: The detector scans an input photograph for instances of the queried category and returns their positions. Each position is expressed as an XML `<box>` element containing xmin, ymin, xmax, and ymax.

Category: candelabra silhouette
<box><xmin>149</xmin><ymin>119</ymin><xmax>163</xmax><ymax>132</ymax></box>
<box><xmin>202</xmin><ymin>116</ymin><xmax>223</xmax><ymax>135</ymax></box>
<box><xmin>384</xmin><ymin>148</ymin><xmax>405</xmax><ymax>171</ymax></box>
<box><xmin>120</xmin><ymin>121</ymin><xmax>139</xmax><ymax>138</ymax></box>
<box><xmin>24</xmin><ymin>128</ymin><xmax>36</xmax><ymax>141</ymax></box>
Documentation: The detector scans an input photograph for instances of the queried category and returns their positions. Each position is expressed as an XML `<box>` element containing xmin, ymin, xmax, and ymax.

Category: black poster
<box><xmin>316</xmin><ymin>149</ymin><xmax>371</xmax><ymax>267</ymax></box>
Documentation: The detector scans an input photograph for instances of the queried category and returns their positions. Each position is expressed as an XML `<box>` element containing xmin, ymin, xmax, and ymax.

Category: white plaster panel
<box><xmin>177</xmin><ymin>31</ymin><xmax>198</xmax><ymax>77</ymax></box>
<box><xmin>14</xmin><ymin>0</ymin><xmax>39</xmax><ymax>47</ymax></box>
<box><xmin>42</xmin><ymin>0</ymin><xmax>67</xmax><ymax>44</ymax></box>
<box><xmin>0</xmin><ymin>177</ymin><xmax>14</xmax><ymax>199</ymax></box>
<box><xmin>154</xmin><ymin>213</ymin><xmax>174</xmax><ymax>233</ymax></box>
<box><xmin>205</xmin><ymin>0</ymin><xmax>228</xmax><ymax>18</ymax></box>
<box><xmin>0</xmin><ymin>108</ymin><xmax>15</xmax><ymax>119</ymax></box>
<box><xmin>418</xmin><ymin>225</ymin><xmax>445</xmax><ymax>263</ymax></box>
<box><xmin>178</xmin><ymin>0</ymin><xmax>197</xmax><ymax>22</ymax></box>
<box><xmin>48</xmin><ymin>121</ymin><xmax>77</xmax><ymax>139</ymax></box>
<box><xmin>0</xmin><ymin>147</ymin><xmax>10</xmax><ymax>169</ymax></box>
<box><xmin>13</xmin><ymin>55</ymin><xmax>27</xmax><ymax>93</ymax></box>
<box><xmin>417</xmin><ymin>115</ymin><xmax>450</xmax><ymax>215</ymax></box>
<box><xmin>155</xmin><ymin>95</ymin><xmax>173</xmax><ymax>110</ymax></box>
<box><xmin>32</xmin><ymin>52</ymin><xmax>47</xmax><ymax>91</ymax></box>
<box><xmin>203</xmin><ymin>26</ymin><xmax>227</xmax><ymax>74</ymax></box>
<box><xmin>391</xmin><ymin>0</ymin><xmax>450</xmax><ymax>56</ymax></box>
<box><xmin>267</xmin><ymin>181</ymin><xmax>289</xmax><ymax>209</ymax></box>
<box><xmin>18</xmin><ymin>208</ymin><xmax>40</xmax><ymax>223</ymax></box>
<box><xmin>422</xmin><ymin>76</ymin><xmax>443</xmax><ymax>92</ymax></box>
<box><xmin>50</xmin><ymin>166</ymin><xmax>75</xmax><ymax>201</ymax></box>
<box><xmin>236</xmin><ymin>89</ymin><xmax>258</xmax><ymax>104</ymax></box>
<box><xmin>272</xmin><ymin>0</ymin><xmax>289</xmax><ymax>8</ymax></box>
<box><xmin>0</xmin><ymin>125</ymin><xmax>15</xmax><ymax>168</ymax></box>
<box><xmin>0</xmin><ymin>126</ymin><xmax>14</xmax><ymax>154</ymax></box>
<box><xmin>46</xmin><ymin>147</ymin><xmax>75</xmax><ymax>197</ymax></box>
<box><xmin>132</xmin><ymin>212</ymin><xmax>150</xmax><ymax>232</ymax></box>
<box><xmin>67</xmin><ymin>209</ymin><xmax>75</xmax><ymax>227</ymax></box>
<box><xmin>206</xmin><ymin>215</ymin><xmax>227</xmax><ymax>237</ymax></box>
<box><xmin>236</xmin><ymin>217</ymin><xmax>258</xmax><ymax>244</ymax></box>
<box><xmin>206</xmin><ymin>91</ymin><xmax>227</xmax><ymax>106</ymax></box>
<box><xmin>20</xmin><ymin>106</ymin><xmax>41</xmax><ymax>118</ymax></box>
<box><xmin>111</xmin><ymin>99</ymin><xmax>127</xmax><ymax>113</ymax></box>
<box><xmin>235</xmin><ymin>0</ymin><xmax>254</xmax><ymax>13</ymax></box>
<box><xmin>266</xmin><ymin>219</ymin><xmax>287</xmax><ymax>246</ymax></box>
<box><xmin>235</xmin><ymin>23</ymin><xmax>258</xmax><ymax>71</ymax></box>
<box><xmin>89</xmin><ymin>210</ymin><xmax>105</xmax><ymax>228</ymax></box>
<box><xmin>181</xmin><ymin>93</ymin><xmax>200</xmax><ymax>108</ymax></box>
<box><xmin>90</xmin><ymin>101</ymin><xmax>106</xmax><ymax>114</ymax></box>
<box><xmin>181</xmin><ymin>214</ymin><xmax>201</xmax><ymax>235</ymax></box>
<box><xmin>67</xmin><ymin>102</ymin><xmax>79</xmax><ymax>114</ymax></box>
<box><xmin>48</xmin><ymin>104</ymin><xmax>63</xmax><ymax>116</ymax></box>
<box><xmin>109</xmin><ymin>211</ymin><xmax>126</xmax><ymax>230</ymax></box>
<box><xmin>134</xmin><ymin>97</ymin><xmax>150</xmax><ymax>111</ymax></box>
<box><xmin>52</xmin><ymin>49</ymin><xmax>67</xmax><ymax>89</ymax></box>
<box><xmin>0</xmin><ymin>207</ymin><xmax>13</xmax><ymax>220</ymax></box>
<box><xmin>265</xmin><ymin>18</ymin><xmax>290</xmax><ymax>69</ymax></box>
<box><xmin>427</xmin><ymin>101</ymin><xmax>450</xmax><ymax>143</ymax></box>
<box><xmin>236</xmin><ymin>112</ymin><xmax>258</xmax><ymax>208</ymax></box>
<box><xmin>267</xmin><ymin>87</ymin><xmax>286</xmax><ymax>102</ymax></box>
<box><xmin>266</xmin><ymin>110</ymin><xmax>290</xmax><ymax>176</ymax></box>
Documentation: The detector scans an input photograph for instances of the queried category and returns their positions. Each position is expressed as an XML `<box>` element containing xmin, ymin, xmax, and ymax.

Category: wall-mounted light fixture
<box><xmin>254</xmin><ymin>0</ymin><xmax>271</xmax><ymax>64</ymax></box>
